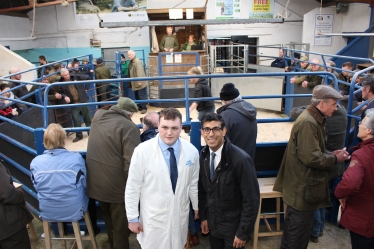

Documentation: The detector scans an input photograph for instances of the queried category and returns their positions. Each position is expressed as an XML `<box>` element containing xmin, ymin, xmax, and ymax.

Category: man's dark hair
<box><xmin>200</xmin><ymin>112</ymin><xmax>225</xmax><ymax>128</ymax></box>
<box><xmin>342</xmin><ymin>62</ymin><xmax>354</xmax><ymax>69</ymax></box>
<box><xmin>361</xmin><ymin>74</ymin><xmax>374</xmax><ymax>94</ymax></box>
<box><xmin>39</xmin><ymin>55</ymin><xmax>46</xmax><ymax>61</ymax></box>
<box><xmin>53</xmin><ymin>62</ymin><xmax>62</xmax><ymax>71</ymax></box>
<box><xmin>159</xmin><ymin>108</ymin><xmax>182</xmax><ymax>123</ymax></box>
<box><xmin>0</xmin><ymin>83</ymin><xmax>10</xmax><ymax>91</ymax></box>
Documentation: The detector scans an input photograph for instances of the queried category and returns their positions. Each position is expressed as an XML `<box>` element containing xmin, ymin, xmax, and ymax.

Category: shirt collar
<box><xmin>209</xmin><ymin>142</ymin><xmax>224</xmax><ymax>158</ymax></box>
<box><xmin>158</xmin><ymin>136</ymin><xmax>180</xmax><ymax>152</ymax></box>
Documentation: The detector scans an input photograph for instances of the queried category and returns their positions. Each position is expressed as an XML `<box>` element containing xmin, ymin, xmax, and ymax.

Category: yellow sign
<box><xmin>252</xmin><ymin>0</ymin><xmax>270</xmax><ymax>12</ymax></box>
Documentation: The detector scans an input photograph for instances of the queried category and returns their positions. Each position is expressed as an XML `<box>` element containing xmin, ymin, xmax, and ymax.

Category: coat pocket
<box><xmin>304</xmin><ymin>177</ymin><xmax>326</xmax><ymax>204</ymax></box>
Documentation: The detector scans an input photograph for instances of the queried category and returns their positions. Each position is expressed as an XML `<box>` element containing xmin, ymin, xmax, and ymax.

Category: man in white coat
<box><xmin>125</xmin><ymin>107</ymin><xmax>199</xmax><ymax>249</ymax></box>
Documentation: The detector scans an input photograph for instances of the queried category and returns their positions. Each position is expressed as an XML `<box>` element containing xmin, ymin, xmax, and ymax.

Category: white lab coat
<box><xmin>125</xmin><ymin>135</ymin><xmax>200</xmax><ymax>249</ymax></box>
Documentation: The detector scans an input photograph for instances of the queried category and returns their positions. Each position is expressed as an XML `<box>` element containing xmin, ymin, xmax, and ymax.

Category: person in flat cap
<box><xmin>216</xmin><ymin>82</ymin><xmax>257</xmax><ymax>160</ymax></box>
<box><xmin>86</xmin><ymin>97</ymin><xmax>140</xmax><ymax>249</ymax></box>
<box><xmin>273</xmin><ymin>84</ymin><xmax>349</xmax><ymax>249</ymax></box>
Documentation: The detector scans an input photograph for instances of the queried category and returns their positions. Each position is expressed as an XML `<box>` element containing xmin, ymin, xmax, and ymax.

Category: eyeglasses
<box><xmin>201</xmin><ymin>127</ymin><xmax>222</xmax><ymax>134</ymax></box>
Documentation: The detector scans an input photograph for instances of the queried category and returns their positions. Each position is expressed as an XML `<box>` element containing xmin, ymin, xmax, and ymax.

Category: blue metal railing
<box><xmin>1</xmin><ymin>49</ymin><xmax>373</xmax><ymax>218</ymax></box>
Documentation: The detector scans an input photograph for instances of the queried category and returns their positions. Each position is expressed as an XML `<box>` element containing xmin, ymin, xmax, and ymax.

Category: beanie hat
<box><xmin>300</xmin><ymin>56</ymin><xmax>309</xmax><ymax>62</ymax></box>
<box><xmin>96</xmin><ymin>58</ymin><xmax>103</xmax><ymax>64</ymax></box>
<box><xmin>116</xmin><ymin>97</ymin><xmax>138</xmax><ymax>112</ymax></box>
<box><xmin>121</xmin><ymin>54</ymin><xmax>125</xmax><ymax>59</ymax></box>
<box><xmin>220</xmin><ymin>83</ymin><xmax>240</xmax><ymax>101</ymax></box>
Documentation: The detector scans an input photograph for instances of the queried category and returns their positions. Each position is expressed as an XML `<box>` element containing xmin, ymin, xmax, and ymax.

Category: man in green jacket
<box><xmin>159</xmin><ymin>26</ymin><xmax>179</xmax><ymax>52</ymax></box>
<box><xmin>301</xmin><ymin>59</ymin><xmax>325</xmax><ymax>89</ymax></box>
<box><xmin>273</xmin><ymin>85</ymin><xmax>349</xmax><ymax>249</ymax></box>
<box><xmin>128</xmin><ymin>50</ymin><xmax>147</xmax><ymax>114</ymax></box>
<box><xmin>94</xmin><ymin>57</ymin><xmax>111</xmax><ymax>104</ymax></box>
<box><xmin>86</xmin><ymin>97</ymin><xmax>140</xmax><ymax>249</ymax></box>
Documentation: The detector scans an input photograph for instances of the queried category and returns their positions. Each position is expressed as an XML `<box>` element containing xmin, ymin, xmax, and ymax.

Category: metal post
<box><xmin>34</xmin><ymin>128</ymin><xmax>45</xmax><ymax>155</ymax></box>
<box><xmin>190</xmin><ymin>121</ymin><xmax>201</xmax><ymax>151</ymax></box>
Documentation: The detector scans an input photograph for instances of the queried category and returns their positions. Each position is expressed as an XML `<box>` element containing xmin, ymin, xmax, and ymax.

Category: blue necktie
<box><xmin>210</xmin><ymin>152</ymin><xmax>216</xmax><ymax>182</ymax></box>
<box><xmin>168</xmin><ymin>147</ymin><xmax>178</xmax><ymax>193</ymax></box>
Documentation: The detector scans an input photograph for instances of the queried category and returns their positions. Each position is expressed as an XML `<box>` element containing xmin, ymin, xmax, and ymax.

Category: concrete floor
<box><xmin>28</xmin><ymin>216</ymin><xmax>352</xmax><ymax>249</ymax></box>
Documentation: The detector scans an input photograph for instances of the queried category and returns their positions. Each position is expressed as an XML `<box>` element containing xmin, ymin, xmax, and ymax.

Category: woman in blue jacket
<box><xmin>30</xmin><ymin>123</ymin><xmax>88</xmax><ymax>222</ymax></box>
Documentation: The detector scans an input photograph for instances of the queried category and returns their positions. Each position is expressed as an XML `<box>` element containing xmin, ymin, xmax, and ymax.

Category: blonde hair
<box><xmin>187</xmin><ymin>66</ymin><xmax>203</xmax><ymax>75</ymax></box>
<box><xmin>189</xmin><ymin>35</ymin><xmax>195</xmax><ymax>40</ymax></box>
<box><xmin>43</xmin><ymin>123</ymin><xmax>66</xmax><ymax>149</ymax></box>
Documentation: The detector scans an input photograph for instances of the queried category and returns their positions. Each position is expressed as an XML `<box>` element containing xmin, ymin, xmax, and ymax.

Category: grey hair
<box><xmin>224</xmin><ymin>95</ymin><xmax>242</xmax><ymax>104</ymax></box>
<box><xmin>327</xmin><ymin>61</ymin><xmax>336</xmax><ymax>67</ymax></box>
<box><xmin>311</xmin><ymin>98</ymin><xmax>331</xmax><ymax>106</ymax></box>
<box><xmin>128</xmin><ymin>50</ymin><xmax>135</xmax><ymax>55</ymax></box>
<box><xmin>187</xmin><ymin>66</ymin><xmax>203</xmax><ymax>75</ymax></box>
<box><xmin>123</xmin><ymin>109</ymin><xmax>133</xmax><ymax>116</ymax></box>
<box><xmin>365</xmin><ymin>109</ymin><xmax>374</xmax><ymax>135</ymax></box>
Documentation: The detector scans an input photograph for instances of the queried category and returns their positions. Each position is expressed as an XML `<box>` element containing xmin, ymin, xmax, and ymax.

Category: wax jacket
<box><xmin>198</xmin><ymin>138</ymin><xmax>260</xmax><ymax>241</ymax></box>
<box><xmin>86</xmin><ymin>105</ymin><xmax>140</xmax><ymax>203</ymax></box>
<box><xmin>335</xmin><ymin>138</ymin><xmax>374</xmax><ymax>238</ymax></box>
<box><xmin>273</xmin><ymin>105</ymin><xmax>336</xmax><ymax>211</ymax></box>
<box><xmin>129</xmin><ymin>56</ymin><xmax>147</xmax><ymax>91</ymax></box>
<box><xmin>0</xmin><ymin>161</ymin><xmax>33</xmax><ymax>240</ymax></box>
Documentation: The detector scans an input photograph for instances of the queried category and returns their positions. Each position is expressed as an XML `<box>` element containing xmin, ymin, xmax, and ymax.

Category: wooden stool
<box><xmin>252</xmin><ymin>177</ymin><xmax>284</xmax><ymax>249</ymax></box>
<box><xmin>42</xmin><ymin>212</ymin><xmax>98</xmax><ymax>249</ymax></box>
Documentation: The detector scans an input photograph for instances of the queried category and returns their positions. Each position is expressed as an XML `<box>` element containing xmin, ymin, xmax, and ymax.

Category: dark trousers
<box><xmin>134</xmin><ymin>87</ymin><xmax>147</xmax><ymax>110</ymax></box>
<box><xmin>350</xmin><ymin>231</ymin><xmax>374</xmax><ymax>249</ymax></box>
<box><xmin>209</xmin><ymin>235</ymin><xmax>244</xmax><ymax>249</ymax></box>
<box><xmin>280</xmin><ymin>206</ymin><xmax>314</xmax><ymax>249</ymax></box>
<box><xmin>97</xmin><ymin>83</ymin><xmax>110</xmax><ymax>102</ymax></box>
<box><xmin>99</xmin><ymin>201</ymin><xmax>129</xmax><ymax>249</ymax></box>
<box><xmin>71</xmin><ymin>106</ymin><xmax>92</xmax><ymax>139</ymax></box>
<box><xmin>0</xmin><ymin>227</ymin><xmax>31</xmax><ymax>249</ymax></box>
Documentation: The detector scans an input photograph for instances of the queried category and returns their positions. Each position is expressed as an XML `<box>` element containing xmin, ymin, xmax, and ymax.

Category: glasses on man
<box><xmin>201</xmin><ymin>127</ymin><xmax>223</xmax><ymax>134</ymax></box>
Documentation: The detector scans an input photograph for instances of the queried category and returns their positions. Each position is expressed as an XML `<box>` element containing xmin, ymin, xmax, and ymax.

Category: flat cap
<box><xmin>312</xmin><ymin>85</ymin><xmax>343</xmax><ymax>100</ymax></box>
<box><xmin>116</xmin><ymin>97</ymin><xmax>138</xmax><ymax>112</ymax></box>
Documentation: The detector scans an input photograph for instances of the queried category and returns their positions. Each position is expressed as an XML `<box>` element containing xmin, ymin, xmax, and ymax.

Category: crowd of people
<box><xmin>1</xmin><ymin>52</ymin><xmax>374</xmax><ymax>249</ymax></box>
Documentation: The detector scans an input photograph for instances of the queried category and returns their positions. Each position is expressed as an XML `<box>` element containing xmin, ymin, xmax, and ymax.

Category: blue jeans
<box><xmin>188</xmin><ymin>204</ymin><xmax>197</xmax><ymax>236</ymax></box>
<box><xmin>134</xmin><ymin>87</ymin><xmax>147</xmax><ymax>110</ymax></box>
<box><xmin>312</xmin><ymin>208</ymin><xmax>325</xmax><ymax>237</ymax></box>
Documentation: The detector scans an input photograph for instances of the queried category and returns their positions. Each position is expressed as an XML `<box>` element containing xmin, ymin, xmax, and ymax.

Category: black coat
<box><xmin>0</xmin><ymin>161</ymin><xmax>33</xmax><ymax>240</ymax></box>
<box><xmin>140</xmin><ymin>128</ymin><xmax>158</xmax><ymax>142</ymax></box>
<box><xmin>7</xmin><ymin>81</ymin><xmax>32</xmax><ymax>103</ymax></box>
<box><xmin>58</xmin><ymin>76</ymin><xmax>89</xmax><ymax>103</ymax></box>
<box><xmin>194</xmin><ymin>78</ymin><xmax>214</xmax><ymax>112</ymax></box>
<box><xmin>216</xmin><ymin>100</ymin><xmax>257</xmax><ymax>160</ymax></box>
<box><xmin>198</xmin><ymin>138</ymin><xmax>260</xmax><ymax>241</ymax></box>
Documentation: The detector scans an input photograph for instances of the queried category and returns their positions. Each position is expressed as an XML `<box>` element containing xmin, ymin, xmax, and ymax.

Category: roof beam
<box><xmin>99</xmin><ymin>18</ymin><xmax>284</xmax><ymax>28</ymax></box>
<box><xmin>0</xmin><ymin>0</ymin><xmax>77</xmax><ymax>13</ymax></box>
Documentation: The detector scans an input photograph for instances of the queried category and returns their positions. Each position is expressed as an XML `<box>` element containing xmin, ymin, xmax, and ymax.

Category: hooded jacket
<box><xmin>216</xmin><ymin>100</ymin><xmax>257</xmax><ymax>160</ymax></box>
<box><xmin>198</xmin><ymin>137</ymin><xmax>260</xmax><ymax>241</ymax></box>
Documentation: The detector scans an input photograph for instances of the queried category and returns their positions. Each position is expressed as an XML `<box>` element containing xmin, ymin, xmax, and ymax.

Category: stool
<box><xmin>42</xmin><ymin>212</ymin><xmax>98</xmax><ymax>249</ymax></box>
<box><xmin>252</xmin><ymin>177</ymin><xmax>285</xmax><ymax>249</ymax></box>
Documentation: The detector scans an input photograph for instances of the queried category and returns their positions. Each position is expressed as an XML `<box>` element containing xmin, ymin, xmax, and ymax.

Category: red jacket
<box><xmin>0</xmin><ymin>106</ymin><xmax>12</xmax><ymax>117</ymax></box>
<box><xmin>334</xmin><ymin>137</ymin><xmax>374</xmax><ymax>238</ymax></box>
